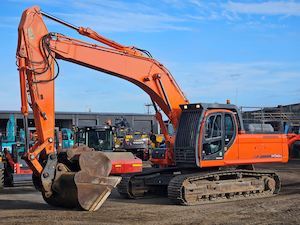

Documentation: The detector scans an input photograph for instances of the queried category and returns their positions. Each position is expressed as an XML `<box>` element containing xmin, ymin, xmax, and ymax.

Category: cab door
<box><xmin>202</xmin><ymin>113</ymin><xmax>224</xmax><ymax>160</ymax></box>
<box><xmin>201</xmin><ymin>111</ymin><xmax>237</xmax><ymax>161</ymax></box>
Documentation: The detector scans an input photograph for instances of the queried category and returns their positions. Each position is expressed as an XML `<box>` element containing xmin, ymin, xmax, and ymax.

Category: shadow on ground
<box><xmin>0</xmin><ymin>199</ymin><xmax>55</xmax><ymax>210</ymax></box>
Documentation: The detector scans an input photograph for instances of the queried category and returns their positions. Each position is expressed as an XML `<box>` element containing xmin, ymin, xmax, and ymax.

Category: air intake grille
<box><xmin>174</xmin><ymin>109</ymin><xmax>203</xmax><ymax>166</ymax></box>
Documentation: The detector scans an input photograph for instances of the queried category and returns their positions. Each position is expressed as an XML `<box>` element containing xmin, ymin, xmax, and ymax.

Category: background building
<box><xmin>241</xmin><ymin>103</ymin><xmax>300</xmax><ymax>132</ymax></box>
<box><xmin>0</xmin><ymin>111</ymin><xmax>158</xmax><ymax>134</ymax></box>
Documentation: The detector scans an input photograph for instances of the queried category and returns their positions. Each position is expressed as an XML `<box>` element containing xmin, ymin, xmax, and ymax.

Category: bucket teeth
<box><xmin>75</xmin><ymin>172</ymin><xmax>121</xmax><ymax>211</ymax></box>
<box><xmin>42</xmin><ymin>147</ymin><xmax>121</xmax><ymax>211</ymax></box>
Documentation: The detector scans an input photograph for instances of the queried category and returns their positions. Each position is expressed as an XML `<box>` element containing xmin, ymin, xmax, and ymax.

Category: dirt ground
<box><xmin>0</xmin><ymin>160</ymin><xmax>299</xmax><ymax>225</ymax></box>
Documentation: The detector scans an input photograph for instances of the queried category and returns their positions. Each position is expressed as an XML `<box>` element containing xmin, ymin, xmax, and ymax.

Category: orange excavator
<box><xmin>17</xmin><ymin>6</ymin><xmax>289</xmax><ymax>210</ymax></box>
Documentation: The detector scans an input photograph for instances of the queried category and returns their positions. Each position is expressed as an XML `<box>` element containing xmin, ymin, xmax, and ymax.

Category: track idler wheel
<box><xmin>264</xmin><ymin>177</ymin><xmax>276</xmax><ymax>192</ymax></box>
<box><xmin>42</xmin><ymin>147</ymin><xmax>121</xmax><ymax>211</ymax></box>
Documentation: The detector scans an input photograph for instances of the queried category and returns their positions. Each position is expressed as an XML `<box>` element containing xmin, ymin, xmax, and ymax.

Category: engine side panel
<box><xmin>237</xmin><ymin>134</ymin><xmax>288</xmax><ymax>163</ymax></box>
<box><xmin>200</xmin><ymin>132</ymin><xmax>289</xmax><ymax>168</ymax></box>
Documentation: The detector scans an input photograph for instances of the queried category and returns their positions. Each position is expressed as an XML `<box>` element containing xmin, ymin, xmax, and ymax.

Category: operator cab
<box><xmin>75</xmin><ymin>125</ymin><xmax>114</xmax><ymax>151</ymax></box>
<box><xmin>174</xmin><ymin>103</ymin><xmax>242</xmax><ymax>167</ymax></box>
<box><xmin>61</xmin><ymin>128</ymin><xmax>74</xmax><ymax>149</ymax></box>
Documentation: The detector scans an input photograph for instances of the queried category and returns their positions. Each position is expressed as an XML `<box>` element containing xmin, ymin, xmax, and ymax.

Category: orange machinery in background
<box><xmin>16</xmin><ymin>6</ymin><xmax>288</xmax><ymax>210</ymax></box>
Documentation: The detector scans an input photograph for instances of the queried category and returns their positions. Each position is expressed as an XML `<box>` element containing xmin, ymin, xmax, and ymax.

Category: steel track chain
<box><xmin>168</xmin><ymin>170</ymin><xmax>280</xmax><ymax>205</ymax></box>
<box><xmin>117</xmin><ymin>175</ymin><xmax>133</xmax><ymax>198</ymax></box>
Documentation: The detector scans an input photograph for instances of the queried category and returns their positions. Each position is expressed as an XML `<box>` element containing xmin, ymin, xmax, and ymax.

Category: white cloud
<box><xmin>185</xmin><ymin>1</ymin><xmax>300</xmax><ymax>27</ymax></box>
<box><xmin>168</xmin><ymin>61</ymin><xmax>300</xmax><ymax>106</ymax></box>
<box><xmin>56</xmin><ymin>12</ymin><xmax>190</xmax><ymax>33</ymax></box>
<box><xmin>225</xmin><ymin>1</ymin><xmax>300</xmax><ymax>16</ymax></box>
<box><xmin>54</xmin><ymin>0</ymin><xmax>191</xmax><ymax>32</ymax></box>
<box><xmin>9</xmin><ymin>0</ymin><xmax>299</xmax><ymax>33</ymax></box>
<box><xmin>0</xmin><ymin>16</ymin><xmax>19</xmax><ymax>28</ymax></box>
<box><xmin>8</xmin><ymin>0</ymin><xmax>62</xmax><ymax>5</ymax></box>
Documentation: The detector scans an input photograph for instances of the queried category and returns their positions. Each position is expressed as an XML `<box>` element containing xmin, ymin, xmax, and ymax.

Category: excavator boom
<box><xmin>16</xmin><ymin>6</ymin><xmax>188</xmax><ymax>210</ymax></box>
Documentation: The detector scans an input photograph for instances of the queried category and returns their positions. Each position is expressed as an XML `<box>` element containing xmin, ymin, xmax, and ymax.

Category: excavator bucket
<box><xmin>42</xmin><ymin>146</ymin><xmax>121</xmax><ymax>211</ymax></box>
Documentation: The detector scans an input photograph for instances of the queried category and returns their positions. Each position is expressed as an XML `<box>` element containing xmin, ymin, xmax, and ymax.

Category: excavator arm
<box><xmin>16</xmin><ymin>6</ymin><xmax>188</xmax><ymax>210</ymax></box>
<box><xmin>49</xmin><ymin>32</ymin><xmax>188</xmax><ymax>127</ymax></box>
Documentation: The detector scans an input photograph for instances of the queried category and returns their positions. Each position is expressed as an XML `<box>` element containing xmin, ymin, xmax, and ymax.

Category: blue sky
<box><xmin>0</xmin><ymin>0</ymin><xmax>299</xmax><ymax>114</ymax></box>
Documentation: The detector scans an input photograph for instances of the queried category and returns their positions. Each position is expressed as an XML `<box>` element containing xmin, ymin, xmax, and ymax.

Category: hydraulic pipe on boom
<box><xmin>40</xmin><ymin>10</ymin><xmax>144</xmax><ymax>57</ymax></box>
<box><xmin>37</xmin><ymin>7</ymin><xmax>189</xmax><ymax>159</ymax></box>
<box><xmin>17</xmin><ymin>6</ymin><xmax>289</xmax><ymax>210</ymax></box>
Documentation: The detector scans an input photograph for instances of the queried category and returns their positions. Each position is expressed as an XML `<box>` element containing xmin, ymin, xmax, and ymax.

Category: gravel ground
<box><xmin>0</xmin><ymin>160</ymin><xmax>299</xmax><ymax>225</ymax></box>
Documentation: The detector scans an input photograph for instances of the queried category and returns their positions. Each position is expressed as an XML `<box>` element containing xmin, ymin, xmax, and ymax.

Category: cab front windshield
<box><xmin>88</xmin><ymin>130</ymin><xmax>112</xmax><ymax>151</ymax></box>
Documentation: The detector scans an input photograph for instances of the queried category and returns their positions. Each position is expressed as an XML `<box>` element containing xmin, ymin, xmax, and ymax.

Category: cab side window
<box><xmin>62</xmin><ymin>131</ymin><xmax>68</xmax><ymax>140</ymax></box>
<box><xmin>205</xmin><ymin>115</ymin><xmax>214</xmax><ymax>139</ymax></box>
<box><xmin>224</xmin><ymin>113</ymin><xmax>235</xmax><ymax>147</ymax></box>
<box><xmin>213</xmin><ymin>115</ymin><xmax>222</xmax><ymax>138</ymax></box>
